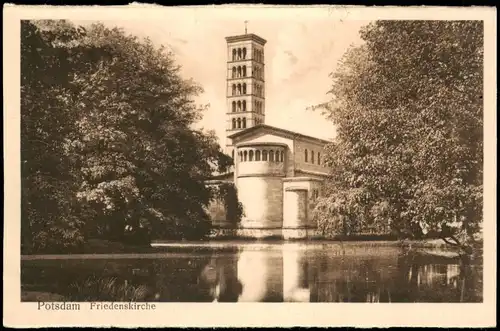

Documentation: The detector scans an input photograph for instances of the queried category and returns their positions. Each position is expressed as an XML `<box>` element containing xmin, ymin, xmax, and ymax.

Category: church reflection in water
<box><xmin>196</xmin><ymin>243</ymin><xmax>481</xmax><ymax>303</ymax></box>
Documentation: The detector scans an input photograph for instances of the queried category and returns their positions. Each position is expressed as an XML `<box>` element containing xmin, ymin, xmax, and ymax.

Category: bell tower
<box><xmin>225</xmin><ymin>29</ymin><xmax>267</xmax><ymax>159</ymax></box>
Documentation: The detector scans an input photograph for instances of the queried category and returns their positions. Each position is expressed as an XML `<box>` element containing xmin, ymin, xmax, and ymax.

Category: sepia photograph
<box><xmin>3</xmin><ymin>4</ymin><xmax>497</xmax><ymax>328</ymax></box>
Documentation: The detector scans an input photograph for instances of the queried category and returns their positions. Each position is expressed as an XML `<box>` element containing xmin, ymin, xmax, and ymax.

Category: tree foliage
<box><xmin>211</xmin><ymin>182</ymin><xmax>244</xmax><ymax>225</ymax></box>
<box><xmin>21</xmin><ymin>20</ymin><xmax>231</xmax><ymax>253</ymax></box>
<box><xmin>313</xmin><ymin>21</ymin><xmax>483</xmax><ymax>250</ymax></box>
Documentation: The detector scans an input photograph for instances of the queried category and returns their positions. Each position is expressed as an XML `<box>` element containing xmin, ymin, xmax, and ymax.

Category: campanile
<box><xmin>224</xmin><ymin>31</ymin><xmax>267</xmax><ymax>159</ymax></box>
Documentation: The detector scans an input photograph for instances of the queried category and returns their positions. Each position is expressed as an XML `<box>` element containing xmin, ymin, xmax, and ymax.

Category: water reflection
<box><xmin>283</xmin><ymin>245</ymin><xmax>310</xmax><ymax>302</ymax></box>
<box><xmin>197</xmin><ymin>254</ymin><xmax>242</xmax><ymax>302</ymax></box>
<box><xmin>193</xmin><ymin>244</ymin><xmax>482</xmax><ymax>303</ymax></box>
<box><xmin>21</xmin><ymin>243</ymin><xmax>482</xmax><ymax>303</ymax></box>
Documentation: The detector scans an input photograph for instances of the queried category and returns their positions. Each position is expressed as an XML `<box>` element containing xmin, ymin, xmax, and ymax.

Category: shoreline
<box><xmin>19</xmin><ymin>237</ymin><xmax>475</xmax><ymax>257</ymax></box>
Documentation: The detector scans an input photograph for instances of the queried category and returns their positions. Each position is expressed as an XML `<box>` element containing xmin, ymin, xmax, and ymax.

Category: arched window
<box><xmin>243</xmin><ymin>150</ymin><xmax>247</xmax><ymax>162</ymax></box>
<box><xmin>242</xmin><ymin>66</ymin><xmax>247</xmax><ymax>77</ymax></box>
<box><xmin>256</xmin><ymin>150</ymin><xmax>261</xmax><ymax>161</ymax></box>
<box><xmin>305</xmin><ymin>149</ymin><xmax>308</xmax><ymax>162</ymax></box>
<box><xmin>238</xmin><ymin>48</ymin><xmax>242</xmax><ymax>60</ymax></box>
<box><xmin>239</xmin><ymin>151</ymin><xmax>243</xmax><ymax>162</ymax></box>
<box><xmin>232</xmin><ymin>118</ymin><xmax>236</xmax><ymax>129</ymax></box>
<box><xmin>275</xmin><ymin>151</ymin><xmax>280</xmax><ymax>162</ymax></box>
<box><xmin>242</xmin><ymin>118</ymin><xmax>247</xmax><ymax>128</ymax></box>
<box><xmin>242</xmin><ymin>48</ymin><xmax>247</xmax><ymax>59</ymax></box>
<box><xmin>311</xmin><ymin>151</ymin><xmax>315</xmax><ymax>164</ymax></box>
<box><xmin>237</xmin><ymin>66</ymin><xmax>242</xmax><ymax>77</ymax></box>
<box><xmin>237</xmin><ymin>100</ymin><xmax>241</xmax><ymax>112</ymax></box>
<box><xmin>318</xmin><ymin>152</ymin><xmax>321</xmax><ymax>165</ymax></box>
<box><xmin>231</xmin><ymin>150</ymin><xmax>234</xmax><ymax>160</ymax></box>
<box><xmin>242</xmin><ymin>83</ymin><xmax>247</xmax><ymax>94</ymax></box>
<box><xmin>249</xmin><ymin>150</ymin><xmax>254</xmax><ymax>161</ymax></box>
<box><xmin>232</xmin><ymin>67</ymin><xmax>236</xmax><ymax>78</ymax></box>
<box><xmin>232</xmin><ymin>84</ymin><xmax>236</xmax><ymax>96</ymax></box>
<box><xmin>242</xmin><ymin>100</ymin><xmax>246</xmax><ymax>111</ymax></box>
<box><xmin>237</xmin><ymin>84</ymin><xmax>242</xmax><ymax>95</ymax></box>
<box><xmin>262</xmin><ymin>150</ymin><xmax>268</xmax><ymax>161</ymax></box>
<box><xmin>280</xmin><ymin>151</ymin><xmax>285</xmax><ymax>162</ymax></box>
<box><xmin>269</xmin><ymin>150</ymin><xmax>274</xmax><ymax>162</ymax></box>
<box><xmin>232</xmin><ymin>101</ymin><xmax>236</xmax><ymax>112</ymax></box>
<box><xmin>232</xmin><ymin>49</ymin><xmax>236</xmax><ymax>61</ymax></box>
<box><xmin>237</xmin><ymin>118</ymin><xmax>241</xmax><ymax>129</ymax></box>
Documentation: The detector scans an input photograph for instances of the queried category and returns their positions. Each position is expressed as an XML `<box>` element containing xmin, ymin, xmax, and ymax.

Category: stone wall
<box><xmin>237</xmin><ymin>176</ymin><xmax>283</xmax><ymax>228</ymax></box>
<box><xmin>294</xmin><ymin>139</ymin><xmax>329</xmax><ymax>175</ymax></box>
<box><xmin>282</xmin><ymin>177</ymin><xmax>324</xmax><ymax>232</ymax></box>
<box><xmin>283</xmin><ymin>188</ymin><xmax>308</xmax><ymax>229</ymax></box>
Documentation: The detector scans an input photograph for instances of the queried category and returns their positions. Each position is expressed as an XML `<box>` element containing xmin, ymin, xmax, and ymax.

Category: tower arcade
<box><xmin>225</xmin><ymin>33</ymin><xmax>267</xmax><ymax>159</ymax></box>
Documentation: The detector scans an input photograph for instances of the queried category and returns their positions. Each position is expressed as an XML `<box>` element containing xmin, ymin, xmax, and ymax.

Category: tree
<box><xmin>313</xmin><ymin>21</ymin><xmax>483</xmax><ymax>252</ymax></box>
<box><xmin>21</xmin><ymin>20</ymin><xmax>231</xmax><ymax>252</ymax></box>
<box><xmin>21</xmin><ymin>20</ymin><xmax>87</xmax><ymax>253</ymax></box>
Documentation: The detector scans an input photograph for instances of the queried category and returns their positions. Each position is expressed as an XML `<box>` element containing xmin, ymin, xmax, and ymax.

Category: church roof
<box><xmin>227</xmin><ymin>124</ymin><xmax>331</xmax><ymax>145</ymax></box>
<box><xmin>225</xmin><ymin>34</ymin><xmax>267</xmax><ymax>45</ymax></box>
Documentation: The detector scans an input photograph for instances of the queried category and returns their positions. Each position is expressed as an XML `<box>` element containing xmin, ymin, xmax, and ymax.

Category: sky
<box><xmin>82</xmin><ymin>9</ymin><xmax>370</xmax><ymax>144</ymax></box>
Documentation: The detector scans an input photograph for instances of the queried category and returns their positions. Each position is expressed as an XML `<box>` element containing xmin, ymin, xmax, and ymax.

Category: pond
<box><xmin>21</xmin><ymin>241</ymin><xmax>483</xmax><ymax>303</ymax></box>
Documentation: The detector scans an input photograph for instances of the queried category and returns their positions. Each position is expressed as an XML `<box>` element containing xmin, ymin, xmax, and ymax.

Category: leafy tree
<box><xmin>21</xmin><ymin>20</ymin><xmax>87</xmax><ymax>253</ymax></box>
<box><xmin>21</xmin><ymin>20</ymin><xmax>231</xmax><ymax>252</ymax></box>
<box><xmin>211</xmin><ymin>183</ymin><xmax>244</xmax><ymax>225</ymax></box>
<box><xmin>313</xmin><ymin>21</ymin><xmax>483</xmax><ymax>252</ymax></box>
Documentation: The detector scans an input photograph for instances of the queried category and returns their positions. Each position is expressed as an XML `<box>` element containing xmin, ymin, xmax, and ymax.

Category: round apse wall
<box><xmin>237</xmin><ymin>176</ymin><xmax>283</xmax><ymax>229</ymax></box>
<box><xmin>236</xmin><ymin>142</ymin><xmax>287</xmax><ymax>178</ymax></box>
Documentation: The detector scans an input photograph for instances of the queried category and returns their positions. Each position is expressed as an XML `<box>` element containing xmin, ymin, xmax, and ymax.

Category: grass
<box><xmin>67</xmin><ymin>275</ymin><xmax>152</xmax><ymax>301</ymax></box>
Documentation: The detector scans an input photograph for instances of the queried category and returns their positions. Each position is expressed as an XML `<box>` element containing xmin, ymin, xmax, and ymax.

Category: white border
<box><xmin>3</xmin><ymin>4</ymin><xmax>497</xmax><ymax>328</ymax></box>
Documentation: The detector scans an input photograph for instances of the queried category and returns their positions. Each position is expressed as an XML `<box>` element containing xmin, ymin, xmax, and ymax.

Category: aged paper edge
<box><xmin>3</xmin><ymin>4</ymin><xmax>497</xmax><ymax>328</ymax></box>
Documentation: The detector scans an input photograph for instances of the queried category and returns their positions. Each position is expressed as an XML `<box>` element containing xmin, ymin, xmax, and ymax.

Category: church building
<box><xmin>207</xmin><ymin>31</ymin><xmax>331</xmax><ymax>239</ymax></box>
